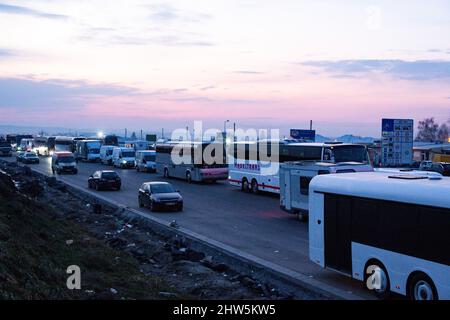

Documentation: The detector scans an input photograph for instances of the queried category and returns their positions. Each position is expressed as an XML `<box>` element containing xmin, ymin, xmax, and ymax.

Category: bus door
<box><xmin>284</xmin><ymin>170</ymin><xmax>291</xmax><ymax>210</ymax></box>
<box><xmin>324</xmin><ymin>194</ymin><xmax>352</xmax><ymax>275</ymax></box>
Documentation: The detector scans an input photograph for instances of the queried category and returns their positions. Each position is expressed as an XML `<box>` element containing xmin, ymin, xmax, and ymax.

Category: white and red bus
<box><xmin>227</xmin><ymin>142</ymin><xmax>370</xmax><ymax>194</ymax></box>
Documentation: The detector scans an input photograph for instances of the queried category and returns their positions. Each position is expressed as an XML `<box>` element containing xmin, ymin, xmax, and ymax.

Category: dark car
<box><xmin>138</xmin><ymin>182</ymin><xmax>183</xmax><ymax>212</ymax></box>
<box><xmin>16</xmin><ymin>151</ymin><xmax>26</xmax><ymax>162</ymax></box>
<box><xmin>88</xmin><ymin>170</ymin><xmax>121</xmax><ymax>191</ymax></box>
<box><xmin>429</xmin><ymin>162</ymin><xmax>450</xmax><ymax>177</ymax></box>
<box><xmin>22</xmin><ymin>152</ymin><xmax>40</xmax><ymax>164</ymax></box>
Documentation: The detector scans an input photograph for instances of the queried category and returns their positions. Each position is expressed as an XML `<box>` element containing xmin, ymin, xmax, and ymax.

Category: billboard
<box><xmin>381</xmin><ymin>119</ymin><xmax>414</xmax><ymax>167</ymax></box>
<box><xmin>290</xmin><ymin>129</ymin><xmax>316</xmax><ymax>142</ymax></box>
<box><xmin>146</xmin><ymin>134</ymin><xmax>157</xmax><ymax>142</ymax></box>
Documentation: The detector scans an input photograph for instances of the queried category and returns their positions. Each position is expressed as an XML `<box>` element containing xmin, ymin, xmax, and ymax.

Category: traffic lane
<box><xmin>7</xmin><ymin>156</ymin><xmax>375</xmax><ymax>299</ymax></box>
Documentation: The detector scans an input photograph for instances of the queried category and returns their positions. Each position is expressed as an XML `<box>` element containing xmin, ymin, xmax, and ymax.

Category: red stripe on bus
<box><xmin>228</xmin><ymin>179</ymin><xmax>280</xmax><ymax>190</ymax></box>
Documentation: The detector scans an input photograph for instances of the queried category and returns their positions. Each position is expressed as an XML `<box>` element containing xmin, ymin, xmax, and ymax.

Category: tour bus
<box><xmin>100</xmin><ymin>145</ymin><xmax>115</xmax><ymax>165</ymax></box>
<box><xmin>112</xmin><ymin>147</ymin><xmax>136</xmax><ymax>168</ymax></box>
<box><xmin>75</xmin><ymin>140</ymin><xmax>102</xmax><ymax>162</ymax></box>
<box><xmin>54</xmin><ymin>136</ymin><xmax>74</xmax><ymax>152</ymax></box>
<box><xmin>155</xmin><ymin>141</ymin><xmax>228</xmax><ymax>182</ymax></box>
<box><xmin>32</xmin><ymin>136</ymin><xmax>50</xmax><ymax>156</ymax></box>
<box><xmin>228</xmin><ymin>142</ymin><xmax>370</xmax><ymax>194</ymax></box>
<box><xmin>135</xmin><ymin>150</ymin><xmax>157</xmax><ymax>172</ymax></box>
<box><xmin>280</xmin><ymin>161</ymin><xmax>373</xmax><ymax>220</ymax></box>
<box><xmin>309</xmin><ymin>171</ymin><xmax>450</xmax><ymax>300</ymax></box>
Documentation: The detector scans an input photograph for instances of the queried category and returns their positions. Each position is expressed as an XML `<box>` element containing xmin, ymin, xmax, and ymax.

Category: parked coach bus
<box><xmin>309</xmin><ymin>171</ymin><xmax>450</xmax><ymax>300</ymax></box>
<box><xmin>228</xmin><ymin>142</ymin><xmax>369</xmax><ymax>194</ymax></box>
<box><xmin>155</xmin><ymin>141</ymin><xmax>228</xmax><ymax>183</ymax></box>
<box><xmin>54</xmin><ymin>136</ymin><xmax>74</xmax><ymax>152</ymax></box>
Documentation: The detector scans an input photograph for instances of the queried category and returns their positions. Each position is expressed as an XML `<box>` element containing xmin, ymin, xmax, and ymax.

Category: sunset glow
<box><xmin>1</xmin><ymin>0</ymin><xmax>449</xmax><ymax>136</ymax></box>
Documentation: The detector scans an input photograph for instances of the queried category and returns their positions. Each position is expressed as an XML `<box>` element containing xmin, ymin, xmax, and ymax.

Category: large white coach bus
<box><xmin>228</xmin><ymin>142</ymin><xmax>370</xmax><ymax>194</ymax></box>
<box><xmin>155</xmin><ymin>141</ymin><xmax>228</xmax><ymax>183</ymax></box>
<box><xmin>309</xmin><ymin>171</ymin><xmax>450</xmax><ymax>300</ymax></box>
<box><xmin>54</xmin><ymin>136</ymin><xmax>74</xmax><ymax>153</ymax></box>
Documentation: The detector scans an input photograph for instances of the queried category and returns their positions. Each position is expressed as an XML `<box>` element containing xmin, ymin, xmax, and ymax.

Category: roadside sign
<box><xmin>290</xmin><ymin>129</ymin><xmax>316</xmax><ymax>142</ymax></box>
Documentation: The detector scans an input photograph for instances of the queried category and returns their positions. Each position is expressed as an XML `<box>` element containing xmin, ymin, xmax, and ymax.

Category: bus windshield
<box><xmin>326</xmin><ymin>145</ymin><xmax>368</xmax><ymax>163</ymax></box>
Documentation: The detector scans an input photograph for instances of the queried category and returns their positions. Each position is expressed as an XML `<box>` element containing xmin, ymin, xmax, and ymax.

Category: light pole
<box><xmin>223</xmin><ymin>120</ymin><xmax>230</xmax><ymax>143</ymax></box>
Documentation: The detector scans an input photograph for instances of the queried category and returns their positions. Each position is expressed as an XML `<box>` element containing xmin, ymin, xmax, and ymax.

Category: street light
<box><xmin>223</xmin><ymin>120</ymin><xmax>230</xmax><ymax>143</ymax></box>
<box><xmin>223</xmin><ymin>119</ymin><xmax>230</xmax><ymax>134</ymax></box>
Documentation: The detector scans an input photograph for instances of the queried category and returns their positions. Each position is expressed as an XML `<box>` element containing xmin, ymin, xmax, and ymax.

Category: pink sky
<box><xmin>0</xmin><ymin>1</ymin><xmax>449</xmax><ymax>137</ymax></box>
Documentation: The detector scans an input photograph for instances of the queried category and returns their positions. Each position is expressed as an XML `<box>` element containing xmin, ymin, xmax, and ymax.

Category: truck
<box><xmin>280</xmin><ymin>161</ymin><xmax>373</xmax><ymax>221</ymax></box>
<box><xmin>0</xmin><ymin>141</ymin><xmax>12</xmax><ymax>157</ymax></box>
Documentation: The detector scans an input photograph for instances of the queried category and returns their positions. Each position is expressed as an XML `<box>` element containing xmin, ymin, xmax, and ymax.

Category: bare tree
<box><xmin>438</xmin><ymin>123</ymin><xmax>449</xmax><ymax>142</ymax></box>
<box><xmin>415</xmin><ymin>118</ymin><xmax>439</xmax><ymax>142</ymax></box>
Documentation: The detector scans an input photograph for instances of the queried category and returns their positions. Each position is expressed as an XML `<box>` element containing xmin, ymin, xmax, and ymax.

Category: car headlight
<box><xmin>122</xmin><ymin>160</ymin><xmax>127</xmax><ymax>164</ymax></box>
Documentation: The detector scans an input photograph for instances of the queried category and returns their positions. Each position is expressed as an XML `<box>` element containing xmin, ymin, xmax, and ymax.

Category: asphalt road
<box><xmin>5</xmin><ymin>155</ymin><xmax>375</xmax><ymax>299</ymax></box>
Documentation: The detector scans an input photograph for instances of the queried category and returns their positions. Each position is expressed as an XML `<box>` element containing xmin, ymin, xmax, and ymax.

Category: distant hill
<box><xmin>315</xmin><ymin>134</ymin><xmax>376</xmax><ymax>143</ymax></box>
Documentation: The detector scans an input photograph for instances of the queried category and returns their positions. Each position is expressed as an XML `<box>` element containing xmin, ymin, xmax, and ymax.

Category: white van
<box><xmin>135</xmin><ymin>150</ymin><xmax>156</xmax><ymax>172</ymax></box>
<box><xmin>51</xmin><ymin>152</ymin><xmax>78</xmax><ymax>174</ymax></box>
<box><xmin>112</xmin><ymin>147</ymin><xmax>136</xmax><ymax>169</ymax></box>
<box><xmin>100</xmin><ymin>145</ymin><xmax>115</xmax><ymax>165</ymax></box>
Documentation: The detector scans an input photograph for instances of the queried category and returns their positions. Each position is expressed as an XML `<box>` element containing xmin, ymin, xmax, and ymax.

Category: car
<box><xmin>138</xmin><ymin>182</ymin><xmax>183</xmax><ymax>212</ymax></box>
<box><xmin>419</xmin><ymin>160</ymin><xmax>433</xmax><ymax>171</ymax></box>
<box><xmin>429</xmin><ymin>162</ymin><xmax>450</xmax><ymax>176</ymax></box>
<box><xmin>88</xmin><ymin>170</ymin><xmax>121</xmax><ymax>191</ymax></box>
<box><xmin>16</xmin><ymin>151</ymin><xmax>26</xmax><ymax>162</ymax></box>
<box><xmin>22</xmin><ymin>152</ymin><xmax>40</xmax><ymax>164</ymax></box>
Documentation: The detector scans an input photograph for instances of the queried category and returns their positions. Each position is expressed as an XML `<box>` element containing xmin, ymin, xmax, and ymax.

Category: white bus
<box><xmin>309</xmin><ymin>171</ymin><xmax>450</xmax><ymax>300</ymax></box>
<box><xmin>54</xmin><ymin>136</ymin><xmax>74</xmax><ymax>152</ymax></box>
<box><xmin>155</xmin><ymin>141</ymin><xmax>228</xmax><ymax>183</ymax></box>
<box><xmin>32</xmin><ymin>136</ymin><xmax>50</xmax><ymax>156</ymax></box>
<box><xmin>228</xmin><ymin>142</ymin><xmax>370</xmax><ymax>194</ymax></box>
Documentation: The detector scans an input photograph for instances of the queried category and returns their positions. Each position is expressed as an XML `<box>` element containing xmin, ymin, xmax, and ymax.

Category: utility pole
<box><xmin>125</xmin><ymin>128</ymin><xmax>127</xmax><ymax>139</ymax></box>
<box><xmin>310</xmin><ymin>120</ymin><xmax>313</xmax><ymax>130</ymax></box>
<box><xmin>140</xmin><ymin>129</ymin><xmax>143</xmax><ymax>140</ymax></box>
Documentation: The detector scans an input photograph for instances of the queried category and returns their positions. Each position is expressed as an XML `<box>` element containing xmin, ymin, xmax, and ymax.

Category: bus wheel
<box><xmin>298</xmin><ymin>212</ymin><xmax>308</xmax><ymax>222</ymax></box>
<box><xmin>241</xmin><ymin>178</ymin><xmax>249</xmax><ymax>192</ymax></box>
<box><xmin>186</xmin><ymin>172</ymin><xmax>192</xmax><ymax>183</ymax></box>
<box><xmin>364</xmin><ymin>261</ymin><xmax>390</xmax><ymax>299</ymax></box>
<box><xmin>409</xmin><ymin>273</ymin><xmax>438</xmax><ymax>301</ymax></box>
<box><xmin>251</xmin><ymin>179</ymin><xmax>259</xmax><ymax>194</ymax></box>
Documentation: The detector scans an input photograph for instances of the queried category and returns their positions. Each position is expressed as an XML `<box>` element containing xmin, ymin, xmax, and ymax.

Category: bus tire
<box><xmin>298</xmin><ymin>212</ymin><xmax>308</xmax><ymax>222</ymax></box>
<box><xmin>251</xmin><ymin>179</ymin><xmax>259</xmax><ymax>194</ymax></box>
<box><xmin>186</xmin><ymin>171</ymin><xmax>192</xmax><ymax>183</ymax></box>
<box><xmin>241</xmin><ymin>178</ymin><xmax>249</xmax><ymax>192</ymax></box>
<box><xmin>364</xmin><ymin>260</ymin><xmax>391</xmax><ymax>299</ymax></box>
<box><xmin>408</xmin><ymin>272</ymin><xmax>438</xmax><ymax>301</ymax></box>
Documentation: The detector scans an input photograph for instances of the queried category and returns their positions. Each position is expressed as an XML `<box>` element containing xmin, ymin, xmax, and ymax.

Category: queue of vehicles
<box><xmin>2</xmin><ymin>134</ymin><xmax>449</xmax><ymax>300</ymax></box>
